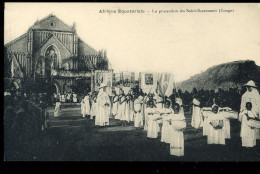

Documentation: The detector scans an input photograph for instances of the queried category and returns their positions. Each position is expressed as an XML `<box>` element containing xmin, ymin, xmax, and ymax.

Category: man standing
<box><xmin>95</xmin><ymin>85</ymin><xmax>111</xmax><ymax>126</ymax></box>
<box><xmin>240</xmin><ymin>80</ymin><xmax>260</xmax><ymax>139</ymax></box>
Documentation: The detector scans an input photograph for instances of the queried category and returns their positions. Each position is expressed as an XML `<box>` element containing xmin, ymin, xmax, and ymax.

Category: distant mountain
<box><xmin>177</xmin><ymin>60</ymin><xmax>260</xmax><ymax>92</ymax></box>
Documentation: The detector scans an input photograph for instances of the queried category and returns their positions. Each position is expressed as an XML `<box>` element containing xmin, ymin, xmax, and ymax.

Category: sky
<box><xmin>4</xmin><ymin>3</ymin><xmax>260</xmax><ymax>82</ymax></box>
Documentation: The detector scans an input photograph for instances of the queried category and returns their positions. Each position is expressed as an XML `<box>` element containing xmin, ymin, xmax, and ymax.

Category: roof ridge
<box><xmin>78</xmin><ymin>36</ymin><xmax>98</xmax><ymax>55</ymax></box>
<box><xmin>5</xmin><ymin>33</ymin><xmax>27</xmax><ymax>47</ymax></box>
<box><xmin>31</xmin><ymin>13</ymin><xmax>74</xmax><ymax>31</ymax></box>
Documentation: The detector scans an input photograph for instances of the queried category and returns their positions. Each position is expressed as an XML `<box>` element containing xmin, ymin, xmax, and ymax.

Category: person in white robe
<box><xmin>119</xmin><ymin>90</ymin><xmax>128</xmax><ymax>126</ymax></box>
<box><xmin>160</xmin><ymin>101</ymin><xmax>173</xmax><ymax>143</ymax></box>
<box><xmin>95</xmin><ymin>85</ymin><xmax>111</xmax><ymax>126</ymax></box>
<box><xmin>201</xmin><ymin>107</ymin><xmax>212</xmax><ymax>136</ymax></box>
<box><xmin>134</xmin><ymin>95</ymin><xmax>144</xmax><ymax>129</ymax></box>
<box><xmin>90</xmin><ymin>93</ymin><xmax>97</xmax><ymax>119</ymax></box>
<box><xmin>147</xmin><ymin>100</ymin><xmax>161</xmax><ymax>138</ymax></box>
<box><xmin>83</xmin><ymin>93</ymin><xmax>91</xmax><ymax>117</ymax></box>
<box><xmin>154</xmin><ymin>89</ymin><xmax>163</xmax><ymax>110</ymax></box>
<box><xmin>191</xmin><ymin>96</ymin><xmax>203</xmax><ymax>129</ymax></box>
<box><xmin>73</xmin><ymin>92</ymin><xmax>77</xmax><ymax>103</ymax></box>
<box><xmin>206</xmin><ymin>105</ymin><xmax>226</xmax><ymax>145</ymax></box>
<box><xmin>240</xmin><ymin>102</ymin><xmax>257</xmax><ymax>147</ymax></box>
<box><xmin>175</xmin><ymin>98</ymin><xmax>184</xmax><ymax>115</ymax></box>
<box><xmin>54</xmin><ymin>98</ymin><xmax>62</xmax><ymax>117</ymax></box>
<box><xmin>81</xmin><ymin>98</ymin><xmax>85</xmax><ymax>117</ymax></box>
<box><xmin>128</xmin><ymin>90</ymin><xmax>135</xmax><ymax>122</ymax></box>
<box><xmin>240</xmin><ymin>80</ymin><xmax>260</xmax><ymax>139</ymax></box>
<box><xmin>143</xmin><ymin>94</ymin><xmax>150</xmax><ymax>131</ymax></box>
<box><xmin>112</xmin><ymin>90</ymin><xmax>119</xmax><ymax>118</ymax></box>
<box><xmin>168</xmin><ymin>103</ymin><xmax>186</xmax><ymax>157</ymax></box>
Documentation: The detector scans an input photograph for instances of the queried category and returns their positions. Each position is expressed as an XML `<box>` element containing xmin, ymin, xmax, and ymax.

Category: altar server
<box><xmin>146</xmin><ymin>100</ymin><xmax>161</xmax><ymax>138</ymax></box>
<box><xmin>168</xmin><ymin>103</ymin><xmax>186</xmax><ymax>156</ymax></box>
<box><xmin>240</xmin><ymin>102</ymin><xmax>257</xmax><ymax>147</ymax></box>
<box><xmin>54</xmin><ymin>98</ymin><xmax>62</xmax><ymax>117</ymax></box>
<box><xmin>134</xmin><ymin>95</ymin><xmax>144</xmax><ymax>129</ymax></box>
<box><xmin>207</xmin><ymin>105</ymin><xmax>226</xmax><ymax>145</ymax></box>
<box><xmin>160</xmin><ymin>101</ymin><xmax>173</xmax><ymax>143</ymax></box>
<box><xmin>95</xmin><ymin>85</ymin><xmax>111</xmax><ymax>126</ymax></box>
<box><xmin>191</xmin><ymin>96</ymin><xmax>203</xmax><ymax>129</ymax></box>
<box><xmin>83</xmin><ymin>93</ymin><xmax>91</xmax><ymax>117</ymax></box>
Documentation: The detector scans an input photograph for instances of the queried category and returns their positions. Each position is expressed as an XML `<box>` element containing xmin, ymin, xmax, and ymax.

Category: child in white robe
<box><xmin>240</xmin><ymin>102</ymin><xmax>257</xmax><ymax>147</ymax></box>
<box><xmin>112</xmin><ymin>92</ymin><xmax>119</xmax><ymax>118</ymax></box>
<box><xmin>54</xmin><ymin>99</ymin><xmax>61</xmax><ymax>117</ymax></box>
<box><xmin>168</xmin><ymin>103</ymin><xmax>186</xmax><ymax>157</ymax></box>
<box><xmin>134</xmin><ymin>95</ymin><xmax>144</xmax><ymax>129</ymax></box>
<box><xmin>81</xmin><ymin>98</ymin><xmax>85</xmax><ymax>118</ymax></box>
<box><xmin>160</xmin><ymin>101</ymin><xmax>173</xmax><ymax>143</ymax></box>
<box><xmin>147</xmin><ymin>100</ymin><xmax>161</xmax><ymax>138</ymax></box>
<box><xmin>90</xmin><ymin>94</ymin><xmax>97</xmax><ymax>119</ymax></box>
<box><xmin>207</xmin><ymin>105</ymin><xmax>226</xmax><ymax>145</ymax></box>
<box><xmin>83</xmin><ymin>93</ymin><xmax>91</xmax><ymax>117</ymax></box>
<box><xmin>201</xmin><ymin>107</ymin><xmax>212</xmax><ymax>136</ymax></box>
<box><xmin>119</xmin><ymin>90</ymin><xmax>128</xmax><ymax>126</ymax></box>
<box><xmin>191</xmin><ymin>97</ymin><xmax>203</xmax><ymax>129</ymax></box>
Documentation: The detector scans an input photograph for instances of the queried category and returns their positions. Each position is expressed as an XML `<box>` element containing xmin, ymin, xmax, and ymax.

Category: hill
<box><xmin>177</xmin><ymin>60</ymin><xmax>260</xmax><ymax>92</ymax></box>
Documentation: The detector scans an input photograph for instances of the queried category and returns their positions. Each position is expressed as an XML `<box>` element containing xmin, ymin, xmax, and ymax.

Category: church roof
<box><xmin>30</xmin><ymin>14</ymin><xmax>75</xmax><ymax>32</ymax></box>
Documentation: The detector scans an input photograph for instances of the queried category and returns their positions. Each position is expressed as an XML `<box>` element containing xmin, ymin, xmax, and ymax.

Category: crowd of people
<box><xmin>49</xmin><ymin>80</ymin><xmax>260</xmax><ymax>157</ymax></box>
<box><xmin>4</xmin><ymin>90</ymin><xmax>49</xmax><ymax>146</ymax></box>
<box><xmin>4</xmin><ymin>79</ymin><xmax>260</xmax><ymax>157</ymax></box>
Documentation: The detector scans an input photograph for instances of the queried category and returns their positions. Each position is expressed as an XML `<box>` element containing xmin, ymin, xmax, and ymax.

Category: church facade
<box><xmin>4</xmin><ymin>14</ymin><xmax>112</xmax><ymax>94</ymax></box>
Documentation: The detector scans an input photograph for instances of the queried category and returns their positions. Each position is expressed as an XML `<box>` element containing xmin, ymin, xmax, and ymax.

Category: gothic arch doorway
<box><xmin>52</xmin><ymin>81</ymin><xmax>60</xmax><ymax>94</ymax></box>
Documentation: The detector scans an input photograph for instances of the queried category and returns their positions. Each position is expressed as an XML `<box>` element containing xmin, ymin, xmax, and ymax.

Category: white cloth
<box><xmin>240</xmin><ymin>110</ymin><xmax>256</xmax><ymax>147</ymax></box>
<box><xmin>147</xmin><ymin>108</ymin><xmax>161</xmax><ymax>138</ymax></box>
<box><xmin>207</xmin><ymin>113</ymin><xmax>226</xmax><ymax>145</ymax></box>
<box><xmin>168</xmin><ymin>113</ymin><xmax>186</xmax><ymax>156</ymax></box>
<box><xmin>83</xmin><ymin>96</ymin><xmax>91</xmax><ymax>116</ymax></box>
<box><xmin>95</xmin><ymin>90</ymin><xmax>111</xmax><ymax>126</ymax></box>
<box><xmin>119</xmin><ymin>96</ymin><xmax>128</xmax><ymax>121</ymax></box>
<box><xmin>160</xmin><ymin>108</ymin><xmax>173</xmax><ymax>143</ymax></box>
<box><xmin>81</xmin><ymin>100</ymin><xmax>85</xmax><ymax>116</ymax></box>
<box><xmin>129</xmin><ymin>98</ymin><xmax>135</xmax><ymax>122</ymax></box>
<box><xmin>191</xmin><ymin>98</ymin><xmax>203</xmax><ymax>129</ymax></box>
<box><xmin>134</xmin><ymin>98</ymin><xmax>143</xmax><ymax>128</ymax></box>
<box><xmin>73</xmin><ymin>94</ymin><xmax>77</xmax><ymax>103</ymax></box>
<box><xmin>175</xmin><ymin>98</ymin><xmax>184</xmax><ymax>115</ymax></box>
<box><xmin>112</xmin><ymin>95</ymin><xmax>119</xmax><ymax>117</ymax></box>
<box><xmin>54</xmin><ymin>102</ymin><xmax>61</xmax><ymax>117</ymax></box>
<box><xmin>90</xmin><ymin>99</ymin><xmax>97</xmax><ymax>119</ymax></box>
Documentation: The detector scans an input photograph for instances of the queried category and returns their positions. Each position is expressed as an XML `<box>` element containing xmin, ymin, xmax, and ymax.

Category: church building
<box><xmin>4</xmin><ymin>14</ymin><xmax>112</xmax><ymax>94</ymax></box>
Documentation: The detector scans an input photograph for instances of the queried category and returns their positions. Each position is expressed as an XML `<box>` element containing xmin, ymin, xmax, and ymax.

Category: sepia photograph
<box><xmin>3</xmin><ymin>2</ymin><xmax>260</xmax><ymax>161</ymax></box>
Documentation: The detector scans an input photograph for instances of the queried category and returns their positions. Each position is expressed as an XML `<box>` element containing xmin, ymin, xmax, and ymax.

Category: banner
<box><xmin>140</xmin><ymin>72</ymin><xmax>159</xmax><ymax>94</ymax></box>
<box><xmin>157</xmin><ymin>73</ymin><xmax>175</xmax><ymax>97</ymax></box>
<box><xmin>113</xmin><ymin>73</ymin><xmax>121</xmax><ymax>87</ymax></box>
<box><xmin>122</xmin><ymin>72</ymin><xmax>133</xmax><ymax>94</ymax></box>
<box><xmin>95</xmin><ymin>70</ymin><xmax>113</xmax><ymax>95</ymax></box>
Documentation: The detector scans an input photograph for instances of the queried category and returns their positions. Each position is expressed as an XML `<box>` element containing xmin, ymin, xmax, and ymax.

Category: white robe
<box><xmin>112</xmin><ymin>95</ymin><xmax>119</xmax><ymax>117</ymax></box>
<box><xmin>240</xmin><ymin>110</ymin><xmax>256</xmax><ymax>147</ymax></box>
<box><xmin>90</xmin><ymin>99</ymin><xmax>97</xmax><ymax>119</ymax></box>
<box><xmin>147</xmin><ymin>108</ymin><xmax>161</xmax><ymax>138</ymax></box>
<box><xmin>54</xmin><ymin>102</ymin><xmax>61</xmax><ymax>117</ymax></box>
<box><xmin>83</xmin><ymin>96</ymin><xmax>91</xmax><ymax>116</ymax></box>
<box><xmin>95</xmin><ymin>91</ymin><xmax>111</xmax><ymax>126</ymax></box>
<box><xmin>119</xmin><ymin>96</ymin><xmax>128</xmax><ymax>121</ymax></box>
<box><xmin>191</xmin><ymin>98</ymin><xmax>203</xmax><ymax>129</ymax></box>
<box><xmin>207</xmin><ymin>113</ymin><xmax>226</xmax><ymax>145</ymax></box>
<box><xmin>73</xmin><ymin>94</ymin><xmax>77</xmax><ymax>103</ymax></box>
<box><xmin>160</xmin><ymin>108</ymin><xmax>173</xmax><ymax>143</ymax></box>
<box><xmin>240</xmin><ymin>89</ymin><xmax>260</xmax><ymax>139</ymax></box>
<box><xmin>168</xmin><ymin>113</ymin><xmax>186</xmax><ymax>156</ymax></box>
<box><xmin>143</xmin><ymin>96</ymin><xmax>149</xmax><ymax>130</ymax></box>
<box><xmin>81</xmin><ymin>100</ymin><xmax>85</xmax><ymax>116</ymax></box>
<box><xmin>134</xmin><ymin>98</ymin><xmax>143</xmax><ymax>128</ymax></box>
